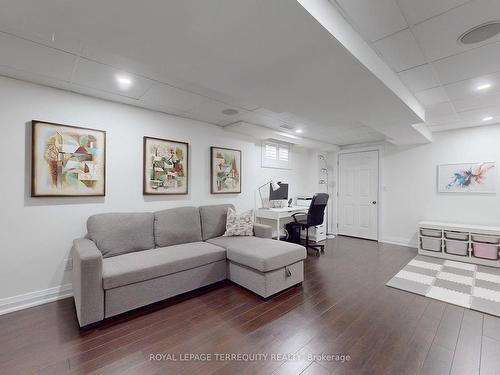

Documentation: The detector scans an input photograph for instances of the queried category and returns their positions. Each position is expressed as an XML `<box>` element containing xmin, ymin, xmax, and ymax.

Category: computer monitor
<box><xmin>270</xmin><ymin>182</ymin><xmax>288</xmax><ymax>201</ymax></box>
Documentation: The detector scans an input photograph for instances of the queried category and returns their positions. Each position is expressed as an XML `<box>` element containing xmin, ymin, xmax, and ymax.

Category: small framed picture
<box><xmin>211</xmin><ymin>147</ymin><xmax>241</xmax><ymax>194</ymax></box>
<box><xmin>31</xmin><ymin>120</ymin><xmax>106</xmax><ymax>197</ymax></box>
<box><xmin>143</xmin><ymin>136</ymin><xmax>189</xmax><ymax>195</ymax></box>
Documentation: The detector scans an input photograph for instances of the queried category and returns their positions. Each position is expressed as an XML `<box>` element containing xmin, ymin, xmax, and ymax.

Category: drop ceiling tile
<box><xmin>82</xmin><ymin>43</ymin><xmax>261</xmax><ymax>112</ymax></box>
<box><xmin>452</xmin><ymin>91</ymin><xmax>500</xmax><ymax>112</ymax></box>
<box><xmin>0</xmin><ymin>31</ymin><xmax>76</xmax><ymax>81</ymax></box>
<box><xmin>430</xmin><ymin>116</ymin><xmax>500</xmax><ymax>131</ymax></box>
<box><xmin>249</xmin><ymin>108</ymin><xmax>283</xmax><ymax>120</ymax></box>
<box><xmin>68</xmin><ymin>83</ymin><xmax>141</xmax><ymax>108</ymax></box>
<box><xmin>239</xmin><ymin>110</ymin><xmax>287</xmax><ymax>129</ymax></box>
<box><xmin>398</xmin><ymin>64</ymin><xmax>439</xmax><ymax>91</ymax></box>
<box><xmin>425</xmin><ymin>101</ymin><xmax>459</xmax><ymax>124</ymax></box>
<box><xmin>334</xmin><ymin>0</ymin><xmax>407</xmax><ymax>42</ymax></box>
<box><xmin>415</xmin><ymin>87</ymin><xmax>449</xmax><ymax>106</ymax></box>
<box><xmin>0</xmin><ymin>65</ymin><xmax>71</xmax><ymax>91</ymax></box>
<box><xmin>140</xmin><ymin>82</ymin><xmax>207</xmax><ymax>114</ymax></box>
<box><xmin>432</xmin><ymin>42</ymin><xmax>500</xmax><ymax>85</ymax></box>
<box><xmin>0</xmin><ymin>24</ymin><xmax>82</xmax><ymax>54</ymax></box>
<box><xmin>443</xmin><ymin>71</ymin><xmax>500</xmax><ymax>100</ymax></box>
<box><xmin>457</xmin><ymin>106</ymin><xmax>500</xmax><ymax>123</ymax></box>
<box><xmin>429</xmin><ymin>119</ymin><xmax>471</xmax><ymax>132</ymax></box>
<box><xmin>374</xmin><ymin>29</ymin><xmax>427</xmax><ymax>72</ymax></box>
<box><xmin>412</xmin><ymin>0</ymin><xmax>500</xmax><ymax>61</ymax></box>
<box><xmin>331</xmin><ymin>124</ymin><xmax>386</xmax><ymax>142</ymax></box>
<box><xmin>72</xmin><ymin>58</ymin><xmax>154</xmax><ymax>99</ymax></box>
<box><xmin>396</xmin><ymin>0</ymin><xmax>470</xmax><ymax>26</ymax></box>
<box><xmin>338</xmin><ymin>132</ymin><xmax>386</xmax><ymax>145</ymax></box>
<box><xmin>186</xmin><ymin>98</ymin><xmax>249</xmax><ymax>125</ymax></box>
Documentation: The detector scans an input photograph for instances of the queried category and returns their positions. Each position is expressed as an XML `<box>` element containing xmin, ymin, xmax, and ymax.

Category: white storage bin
<box><xmin>445</xmin><ymin>240</ymin><xmax>468</xmax><ymax>256</ymax></box>
<box><xmin>471</xmin><ymin>234</ymin><xmax>499</xmax><ymax>244</ymax></box>
<box><xmin>445</xmin><ymin>231</ymin><xmax>469</xmax><ymax>241</ymax></box>
<box><xmin>421</xmin><ymin>237</ymin><xmax>442</xmax><ymax>252</ymax></box>
<box><xmin>420</xmin><ymin>228</ymin><xmax>442</xmax><ymax>238</ymax></box>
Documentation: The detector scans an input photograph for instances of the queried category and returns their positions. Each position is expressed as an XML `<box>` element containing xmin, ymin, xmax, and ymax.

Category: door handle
<box><xmin>372</xmin><ymin>201</ymin><xmax>377</xmax><ymax>204</ymax></box>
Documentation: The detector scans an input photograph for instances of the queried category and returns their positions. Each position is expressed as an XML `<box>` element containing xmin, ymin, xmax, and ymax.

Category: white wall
<box><xmin>0</xmin><ymin>77</ymin><xmax>317</xmax><ymax>309</ymax></box>
<box><xmin>382</xmin><ymin>125</ymin><xmax>500</xmax><ymax>247</ymax></box>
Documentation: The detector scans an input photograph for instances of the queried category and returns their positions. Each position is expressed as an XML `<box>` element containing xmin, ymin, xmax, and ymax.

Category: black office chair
<box><xmin>289</xmin><ymin>193</ymin><xmax>329</xmax><ymax>256</ymax></box>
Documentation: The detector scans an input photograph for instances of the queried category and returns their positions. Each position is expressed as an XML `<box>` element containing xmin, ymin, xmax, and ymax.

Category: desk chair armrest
<box><xmin>291</xmin><ymin>212</ymin><xmax>309</xmax><ymax>223</ymax></box>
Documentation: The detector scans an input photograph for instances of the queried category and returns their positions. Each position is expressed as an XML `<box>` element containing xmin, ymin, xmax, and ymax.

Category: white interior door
<box><xmin>338</xmin><ymin>150</ymin><xmax>379</xmax><ymax>240</ymax></box>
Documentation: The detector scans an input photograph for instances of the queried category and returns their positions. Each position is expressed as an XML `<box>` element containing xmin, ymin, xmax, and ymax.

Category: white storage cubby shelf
<box><xmin>418</xmin><ymin>221</ymin><xmax>500</xmax><ymax>268</ymax></box>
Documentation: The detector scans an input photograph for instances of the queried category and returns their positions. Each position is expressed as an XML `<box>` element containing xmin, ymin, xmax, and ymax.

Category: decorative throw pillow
<box><xmin>223</xmin><ymin>208</ymin><xmax>254</xmax><ymax>236</ymax></box>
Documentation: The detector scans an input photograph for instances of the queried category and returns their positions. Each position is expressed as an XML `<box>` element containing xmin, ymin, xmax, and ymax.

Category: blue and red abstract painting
<box><xmin>439</xmin><ymin>162</ymin><xmax>496</xmax><ymax>193</ymax></box>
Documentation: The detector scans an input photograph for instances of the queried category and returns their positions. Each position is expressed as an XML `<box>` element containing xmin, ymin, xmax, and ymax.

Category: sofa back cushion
<box><xmin>87</xmin><ymin>212</ymin><xmax>155</xmax><ymax>258</ymax></box>
<box><xmin>199</xmin><ymin>204</ymin><xmax>235</xmax><ymax>240</ymax></box>
<box><xmin>154</xmin><ymin>207</ymin><xmax>202</xmax><ymax>247</ymax></box>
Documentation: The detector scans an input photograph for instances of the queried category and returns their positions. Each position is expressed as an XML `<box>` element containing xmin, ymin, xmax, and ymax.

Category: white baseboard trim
<box><xmin>381</xmin><ymin>237</ymin><xmax>418</xmax><ymax>248</ymax></box>
<box><xmin>0</xmin><ymin>284</ymin><xmax>73</xmax><ymax>316</ymax></box>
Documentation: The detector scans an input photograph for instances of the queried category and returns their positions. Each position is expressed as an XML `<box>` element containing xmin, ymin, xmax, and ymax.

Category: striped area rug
<box><xmin>386</xmin><ymin>255</ymin><xmax>500</xmax><ymax>317</ymax></box>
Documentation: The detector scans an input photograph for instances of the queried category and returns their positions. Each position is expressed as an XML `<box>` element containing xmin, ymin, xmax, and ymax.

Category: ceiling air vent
<box><xmin>221</xmin><ymin>108</ymin><xmax>238</xmax><ymax>115</ymax></box>
<box><xmin>459</xmin><ymin>21</ymin><xmax>500</xmax><ymax>44</ymax></box>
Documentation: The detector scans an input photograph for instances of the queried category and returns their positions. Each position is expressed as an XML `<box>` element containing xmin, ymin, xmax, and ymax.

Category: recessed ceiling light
<box><xmin>476</xmin><ymin>83</ymin><xmax>492</xmax><ymax>91</ymax></box>
<box><xmin>483</xmin><ymin>116</ymin><xmax>494</xmax><ymax>121</ymax></box>
<box><xmin>221</xmin><ymin>108</ymin><xmax>239</xmax><ymax>115</ymax></box>
<box><xmin>459</xmin><ymin>21</ymin><xmax>500</xmax><ymax>44</ymax></box>
<box><xmin>116</xmin><ymin>74</ymin><xmax>133</xmax><ymax>89</ymax></box>
<box><xmin>295</xmin><ymin>129</ymin><xmax>303</xmax><ymax>133</ymax></box>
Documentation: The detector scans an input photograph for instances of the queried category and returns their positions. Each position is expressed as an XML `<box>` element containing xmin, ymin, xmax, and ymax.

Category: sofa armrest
<box><xmin>72</xmin><ymin>238</ymin><xmax>104</xmax><ymax>327</ymax></box>
<box><xmin>253</xmin><ymin>223</ymin><xmax>272</xmax><ymax>239</ymax></box>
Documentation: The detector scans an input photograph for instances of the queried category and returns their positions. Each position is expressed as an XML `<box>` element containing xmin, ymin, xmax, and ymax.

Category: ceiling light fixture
<box><xmin>476</xmin><ymin>83</ymin><xmax>492</xmax><ymax>91</ymax></box>
<box><xmin>277</xmin><ymin>132</ymin><xmax>299</xmax><ymax>140</ymax></box>
<box><xmin>295</xmin><ymin>129</ymin><xmax>303</xmax><ymax>133</ymax></box>
<box><xmin>483</xmin><ymin>116</ymin><xmax>494</xmax><ymax>121</ymax></box>
<box><xmin>459</xmin><ymin>21</ymin><xmax>500</xmax><ymax>44</ymax></box>
<box><xmin>116</xmin><ymin>74</ymin><xmax>133</xmax><ymax>89</ymax></box>
<box><xmin>221</xmin><ymin>108</ymin><xmax>239</xmax><ymax>115</ymax></box>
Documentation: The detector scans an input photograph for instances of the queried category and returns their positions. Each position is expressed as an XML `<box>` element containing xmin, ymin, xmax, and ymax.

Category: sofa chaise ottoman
<box><xmin>72</xmin><ymin>204</ymin><xmax>306</xmax><ymax>327</ymax></box>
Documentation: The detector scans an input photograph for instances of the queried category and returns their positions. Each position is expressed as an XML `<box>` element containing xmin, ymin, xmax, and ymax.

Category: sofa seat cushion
<box><xmin>102</xmin><ymin>242</ymin><xmax>226</xmax><ymax>290</ymax></box>
<box><xmin>206</xmin><ymin>236</ymin><xmax>306</xmax><ymax>272</ymax></box>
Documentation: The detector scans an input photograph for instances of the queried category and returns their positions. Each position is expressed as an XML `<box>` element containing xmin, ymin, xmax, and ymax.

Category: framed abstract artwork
<box><xmin>211</xmin><ymin>147</ymin><xmax>241</xmax><ymax>194</ymax></box>
<box><xmin>438</xmin><ymin>162</ymin><xmax>496</xmax><ymax>193</ymax></box>
<box><xmin>31</xmin><ymin>120</ymin><xmax>106</xmax><ymax>197</ymax></box>
<box><xmin>143</xmin><ymin>136</ymin><xmax>188</xmax><ymax>195</ymax></box>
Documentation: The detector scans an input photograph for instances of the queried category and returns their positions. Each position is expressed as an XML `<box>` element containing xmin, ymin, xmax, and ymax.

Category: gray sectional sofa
<box><xmin>72</xmin><ymin>204</ymin><xmax>306</xmax><ymax>327</ymax></box>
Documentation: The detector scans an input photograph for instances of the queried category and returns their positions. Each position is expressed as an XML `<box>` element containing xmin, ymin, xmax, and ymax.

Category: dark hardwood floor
<box><xmin>1</xmin><ymin>236</ymin><xmax>500</xmax><ymax>375</ymax></box>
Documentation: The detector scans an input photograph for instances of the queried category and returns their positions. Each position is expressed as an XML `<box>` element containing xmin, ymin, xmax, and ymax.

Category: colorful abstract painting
<box><xmin>211</xmin><ymin>147</ymin><xmax>241</xmax><ymax>194</ymax></box>
<box><xmin>438</xmin><ymin>162</ymin><xmax>496</xmax><ymax>193</ymax></box>
<box><xmin>143</xmin><ymin>137</ymin><xmax>188</xmax><ymax>195</ymax></box>
<box><xmin>31</xmin><ymin>121</ymin><xmax>106</xmax><ymax>197</ymax></box>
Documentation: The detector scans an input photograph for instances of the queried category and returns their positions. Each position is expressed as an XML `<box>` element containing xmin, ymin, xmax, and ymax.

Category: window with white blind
<box><xmin>261</xmin><ymin>140</ymin><xmax>292</xmax><ymax>169</ymax></box>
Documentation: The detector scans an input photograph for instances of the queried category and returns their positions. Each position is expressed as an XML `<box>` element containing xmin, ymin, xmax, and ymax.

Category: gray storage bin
<box><xmin>421</xmin><ymin>237</ymin><xmax>442</xmax><ymax>252</ymax></box>
<box><xmin>445</xmin><ymin>231</ymin><xmax>469</xmax><ymax>241</ymax></box>
<box><xmin>420</xmin><ymin>228</ymin><xmax>442</xmax><ymax>238</ymax></box>
<box><xmin>445</xmin><ymin>240</ymin><xmax>469</xmax><ymax>256</ymax></box>
<box><xmin>471</xmin><ymin>234</ymin><xmax>499</xmax><ymax>244</ymax></box>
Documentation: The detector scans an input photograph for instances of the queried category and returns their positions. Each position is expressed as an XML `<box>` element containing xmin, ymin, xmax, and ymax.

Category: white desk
<box><xmin>255</xmin><ymin>206</ymin><xmax>307</xmax><ymax>240</ymax></box>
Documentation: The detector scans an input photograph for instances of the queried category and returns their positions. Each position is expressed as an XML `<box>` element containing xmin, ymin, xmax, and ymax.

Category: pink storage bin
<box><xmin>473</xmin><ymin>243</ymin><xmax>499</xmax><ymax>260</ymax></box>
